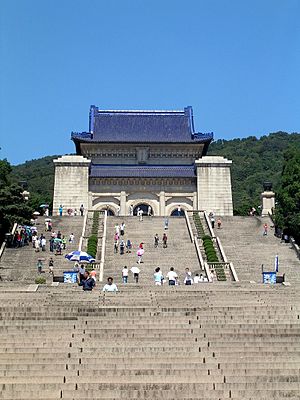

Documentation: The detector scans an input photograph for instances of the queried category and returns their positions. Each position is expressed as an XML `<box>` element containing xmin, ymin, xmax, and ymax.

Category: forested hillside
<box><xmin>208</xmin><ymin>132</ymin><xmax>300</xmax><ymax>214</ymax></box>
<box><xmin>11</xmin><ymin>155</ymin><xmax>58</xmax><ymax>209</ymax></box>
<box><xmin>10</xmin><ymin>132</ymin><xmax>300</xmax><ymax>215</ymax></box>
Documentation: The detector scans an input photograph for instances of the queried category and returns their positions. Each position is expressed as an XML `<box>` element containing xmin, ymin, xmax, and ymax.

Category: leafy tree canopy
<box><xmin>275</xmin><ymin>145</ymin><xmax>300</xmax><ymax>242</ymax></box>
<box><xmin>0</xmin><ymin>159</ymin><xmax>34</xmax><ymax>242</ymax></box>
<box><xmin>209</xmin><ymin>132</ymin><xmax>300</xmax><ymax>214</ymax></box>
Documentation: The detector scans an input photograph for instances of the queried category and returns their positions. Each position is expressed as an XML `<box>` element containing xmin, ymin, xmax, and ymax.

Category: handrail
<box><xmin>290</xmin><ymin>237</ymin><xmax>300</xmax><ymax>260</ymax></box>
<box><xmin>204</xmin><ymin>262</ymin><xmax>213</xmax><ymax>283</ymax></box>
<box><xmin>216</xmin><ymin>236</ymin><xmax>227</xmax><ymax>263</ymax></box>
<box><xmin>194</xmin><ymin>235</ymin><xmax>204</xmax><ymax>270</ymax></box>
<box><xmin>184</xmin><ymin>210</ymin><xmax>194</xmax><ymax>243</ymax></box>
<box><xmin>78</xmin><ymin>211</ymin><xmax>88</xmax><ymax>251</ymax></box>
<box><xmin>99</xmin><ymin>210</ymin><xmax>107</xmax><ymax>282</ymax></box>
<box><xmin>229</xmin><ymin>262</ymin><xmax>239</xmax><ymax>282</ymax></box>
<box><xmin>203</xmin><ymin>211</ymin><xmax>215</xmax><ymax>238</ymax></box>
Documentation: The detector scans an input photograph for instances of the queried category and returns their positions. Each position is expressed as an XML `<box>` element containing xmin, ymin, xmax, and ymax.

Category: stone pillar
<box><xmin>120</xmin><ymin>191</ymin><xmax>127</xmax><ymax>216</ymax></box>
<box><xmin>53</xmin><ymin>155</ymin><xmax>91</xmax><ymax>215</ymax></box>
<box><xmin>261</xmin><ymin>191</ymin><xmax>275</xmax><ymax>216</ymax></box>
<box><xmin>195</xmin><ymin>156</ymin><xmax>233</xmax><ymax>216</ymax></box>
<box><xmin>159</xmin><ymin>191</ymin><xmax>166</xmax><ymax>216</ymax></box>
<box><xmin>193</xmin><ymin>192</ymin><xmax>197</xmax><ymax>210</ymax></box>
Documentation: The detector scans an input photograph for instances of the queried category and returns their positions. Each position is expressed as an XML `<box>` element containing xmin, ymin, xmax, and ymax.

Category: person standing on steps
<box><xmin>147</xmin><ymin>205</ymin><xmax>152</xmax><ymax>217</ymax></box>
<box><xmin>80</xmin><ymin>204</ymin><xmax>84</xmax><ymax>216</ymax></box>
<box><xmin>217</xmin><ymin>218</ymin><xmax>222</xmax><ymax>229</ymax></box>
<box><xmin>102</xmin><ymin>277</ymin><xmax>118</xmax><ymax>292</ymax></box>
<box><xmin>130</xmin><ymin>266</ymin><xmax>140</xmax><ymax>283</ymax></box>
<box><xmin>58</xmin><ymin>205</ymin><xmax>63</xmax><ymax>217</ymax></box>
<box><xmin>62</xmin><ymin>236</ymin><xmax>67</xmax><ymax>250</ymax></box>
<box><xmin>166</xmin><ymin>267</ymin><xmax>178</xmax><ymax>286</ymax></box>
<box><xmin>210</xmin><ymin>215</ymin><xmax>215</xmax><ymax>229</ymax></box>
<box><xmin>164</xmin><ymin>217</ymin><xmax>169</xmax><ymax>230</ymax></box>
<box><xmin>154</xmin><ymin>267</ymin><xmax>164</xmax><ymax>286</ymax></box>
<box><xmin>184</xmin><ymin>268</ymin><xmax>193</xmax><ymax>285</ymax></box>
<box><xmin>120</xmin><ymin>239</ymin><xmax>125</xmax><ymax>255</ymax></box>
<box><xmin>139</xmin><ymin>209</ymin><xmax>143</xmax><ymax>222</ymax></box>
<box><xmin>115</xmin><ymin>224</ymin><xmax>120</xmax><ymax>236</ymax></box>
<box><xmin>48</xmin><ymin>257</ymin><xmax>54</xmax><ymax>275</ymax></box>
<box><xmin>137</xmin><ymin>246</ymin><xmax>144</xmax><ymax>264</ymax></box>
<box><xmin>114</xmin><ymin>239</ymin><xmax>119</xmax><ymax>254</ymax></box>
<box><xmin>69</xmin><ymin>233</ymin><xmax>74</xmax><ymax>244</ymax></box>
<box><xmin>41</xmin><ymin>235</ymin><xmax>46</xmax><ymax>251</ymax></box>
<box><xmin>154</xmin><ymin>233</ymin><xmax>159</xmax><ymax>248</ymax></box>
<box><xmin>263</xmin><ymin>223</ymin><xmax>268</xmax><ymax>236</ymax></box>
<box><xmin>122</xmin><ymin>266</ymin><xmax>128</xmax><ymax>283</ymax></box>
<box><xmin>126</xmin><ymin>239</ymin><xmax>132</xmax><ymax>253</ymax></box>
<box><xmin>162</xmin><ymin>233</ymin><xmax>168</xmax><ymax>248</ymax></box>
<box><xmin>37</xmin><ymin>259</ymin><xmax>43</xmax><ymax>274</ymax></box>
<box><xmin>120</xmin><ymin>222</ymin><xmax>125</xmax><ymax>236</ymax></box>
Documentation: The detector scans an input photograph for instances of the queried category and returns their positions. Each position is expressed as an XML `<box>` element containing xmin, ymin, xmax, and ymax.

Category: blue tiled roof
<box><xmin>90</xmin><ymin>165</ymin><xmax>196</xmax><ymax>178</ymax></box>
<box><xmin>72</xmin><ymin>106</ymin><xmax>213</xmax><ymax>144</ymax></box>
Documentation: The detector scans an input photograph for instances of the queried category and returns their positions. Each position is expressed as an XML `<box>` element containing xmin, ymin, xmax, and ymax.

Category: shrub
<box><xmin>35</xmin><ymin>277</ymin><xmax>46</xmax><ymax>284</ymax></box>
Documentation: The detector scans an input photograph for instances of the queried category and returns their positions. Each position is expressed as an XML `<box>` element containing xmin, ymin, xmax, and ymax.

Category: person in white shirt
<box><xmin>184</xmin><ymin>268</ymin><xmax>193</xmax><ymax>285</ymax></box>
<box><xmin>166</xmin><ymin>267</ymin><xmax>178</xmax><ymax>286</ymax></box>
<box><xmin>102</xmin><ymin>277</ymin><xmax>118</xmax><ymax>292</ymax></box>
<box><xmin>120</xmin><ymin>222</ymin><xmax>125</xmax><ymax>236</ymax></box>
<box><xmin>139</xmin><ymin>209</ymin><xmax>143</xmax><ymax>222</ymax></box>
<box><xmin>122</xmin><ymin>266</ymin><xmax>128</xmax><ymax>283</ymax></box>
<box><xmin>41</xmin><ymin>237</ymin><xmax>46</xmax><ymax>251</ymax></box>
<box><xmin>193</xmin><ymin>273</ymin><xmax>201</xmax><ymax>284</ymax></box>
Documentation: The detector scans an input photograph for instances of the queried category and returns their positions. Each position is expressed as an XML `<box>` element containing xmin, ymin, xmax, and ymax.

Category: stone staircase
<box><xmin>103</xmin><ymin>216</ymin><xmax>201</xmax><ymax>284</ymax></box>
<box><xmin>0</xmin><ymin>283</ymin><xmax>299</xmax><ymax>399</ymax></box>
<box><xmin>0</xmin><ymin>216</ymin><xmax>84</xmax><ymax>282</ymax></box>
<box><xmin>216</xmin><ymin>216</ymin><xmax>300</xmax><ymax>283</ymax></box>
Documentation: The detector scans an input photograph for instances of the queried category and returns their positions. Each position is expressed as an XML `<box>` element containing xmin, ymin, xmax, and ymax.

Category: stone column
<box><xmin>53</xmin><ymin>155</ymin><xmax>91</xmax><ymax>215</ymax></box>
<box><xmin>120</xmin><ymin>191</ymin><xmax>127</xmax><ymax>216</ymax></box>
<box><xmin>159</xmin><ymin>191</ymin><xmax>166</xmax><ymax>216</ymax></box>
<box><xmin>261</xmin><ymin>191</ymin><xmax>275</xmax><ymax>216</ymax></box>
<box><xmin>195</xmin><ymin>156</ymin><xmax>233</xmax><ymax>216</ymax></box>
<box><xmin>193</xmin><ymin>192</ymin><xmax>198</xmax><ymax>210</ymax></box>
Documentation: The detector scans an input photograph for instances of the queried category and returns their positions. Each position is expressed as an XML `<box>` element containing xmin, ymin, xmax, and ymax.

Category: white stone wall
<box><xmin>91</xmin><ymin>191</ymin><xmax>195</xmax><ymax>216</ymax></box>
<box><xmin>53</xmin><ymin>155</ymin><xmax>91</xmax><ymax>215</ymax></box>
<box><xmin>261</xmin><ymin>191</ymin><xmax>275</xmax><ymax>216</ymax></box>
<box><xmin>196</xmin><ymin>156</ymin><xmax>233</xmax><ymax>216</ymax></box>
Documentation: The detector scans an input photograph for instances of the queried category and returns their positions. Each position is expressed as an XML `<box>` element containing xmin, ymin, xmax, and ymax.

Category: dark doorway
<box><xmin>102</xmin><ymin>208</ymin><xmax>115</xmax><ymax>216</ymax></box>
<box><xmin>133</xmin><ymin>203</ymin><xmax>152</xmax><ymax>216</ymax></box>
<box><xmin>171</xmin><ymin>208</ymin><xmax>185</xmax><ymax>217</ymax></box>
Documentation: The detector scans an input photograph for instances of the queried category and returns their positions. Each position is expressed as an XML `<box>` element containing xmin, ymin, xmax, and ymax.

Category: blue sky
<box><xmin>1</xmin><ymin>0</ymin><xmax>299</xmax><ymax>165</ymax></box>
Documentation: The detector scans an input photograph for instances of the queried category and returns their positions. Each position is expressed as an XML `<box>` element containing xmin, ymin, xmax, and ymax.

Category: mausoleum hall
<box><xmin>53</xmin><ymin>105</ymin><xmax>233</xmax><ymax>216</ymax></box>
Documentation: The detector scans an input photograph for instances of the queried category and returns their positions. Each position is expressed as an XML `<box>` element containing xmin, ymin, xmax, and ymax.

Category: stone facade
<box><xmin>261</xmin><ymin>190</ymin><xmax>275</xmax><ymax>216</ymax></box>
<box><xmin>196</xmin><ymin>156</ymin><xmax>233</xmax><ymax>216</ymax></box>
<box><xmin>52</xmin><ymin>155</ymin><xmax>90</xmax><ymax>215</ymax></box>
<box><xmin>52</xmin><ymin>107</ymin><xmax>234</xmax><ymax>216</ymax></box>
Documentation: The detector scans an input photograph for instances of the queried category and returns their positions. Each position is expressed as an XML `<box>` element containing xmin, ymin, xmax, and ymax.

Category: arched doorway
<box><xmin>170</xmin><ymin>207</ymin><xmax>185</xmax><ymax>217</ymax></box>
<box><xmin>99</xmin><ymin>207</ymin><xmax>115</xmax><ymax>216</ymax></box>
<box><xmin>106</xmin><ymin>209</ymin><xmax>115</xmax><ymax>216</ymax></box>
<box><xmin>133</xmin><ymin>203</ymin><xmax>153</xmax><ymax>216</ymax></box>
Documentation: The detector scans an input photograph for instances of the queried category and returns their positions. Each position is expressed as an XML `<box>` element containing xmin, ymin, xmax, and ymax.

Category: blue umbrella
<box><xmin>65</xmin><ymin>251</ymin><xmax>95</xmax><ymax>263</ymax></box>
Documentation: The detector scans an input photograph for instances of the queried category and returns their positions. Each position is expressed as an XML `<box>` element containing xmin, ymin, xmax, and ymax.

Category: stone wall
<box><xmin>91</xmin><ymin>190</ymin><xmax>196</xmax><ymax>216</ymax></box>
<box><xmin>52</xmin><ymin>155</ymin><xmax>91</xmax><ymax>215</ymax></box>
<box><xmin>196</xmin><ymin>156</ymin><xmax>233</xmax><ymax>216</ymax></box>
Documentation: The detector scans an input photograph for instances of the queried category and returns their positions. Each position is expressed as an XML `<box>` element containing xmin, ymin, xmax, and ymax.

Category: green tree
<box><xmin>0</xmin><ymin>159</ymin><xmax>34</xmax><ymax>242</ymax></box>
<box><xmin>275</xmin><ymin>146</ymin><xmax>300</xmax><ymax>243</ymax></box>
